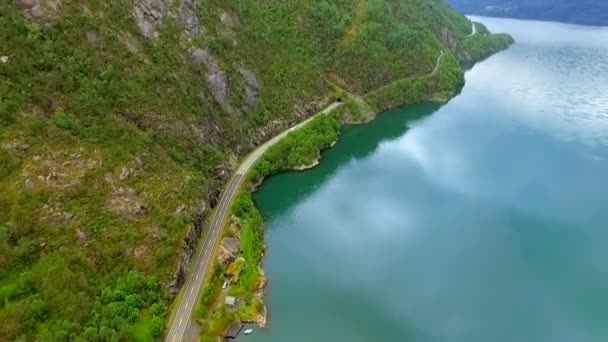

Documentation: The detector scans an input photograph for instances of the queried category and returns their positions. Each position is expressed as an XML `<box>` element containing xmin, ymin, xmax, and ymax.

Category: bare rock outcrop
<box><xmin>106</xmin><ymin>187</ymin><xmax>147</xmax><ymax>218</ymax></box>
<box><xmin>133</xmin><ymin>0</ymin><xmax>203</xmax><ymax>38</ymax></box>
<box><xmin>21</xmin><ymin>149</ymin><xmax>101</xmax><ymax>190</ymax></box>
<box><xmin>133</xmin><ymin>245</ymin><xmax>147</xmax><ymax>258</ymax></box>
<box><xmin>24</xmin><ymin>178</ymin><xmax>35</xmax><ymax>190</ymax></box>
<box><xmin>208</xmin><ymin>72</ymin><xmax>231</xmax><ymax>111</ymax></box>
<box><xmin>15</xmin><ymin>0</ymin><xmax>61</xmax><ymax>21</ymax></box>
<box><xmin>239</xmin><ymin>68</ymin><xmax>260</xmax><ymax>110</ymax></box>
<box><xmin>2</xmin><ymin>140</ymin><xmax>30</xmax><ymax>157</ymax></box>
<box><xmin>75</xmin><ymin>228</ymin><xmax>89</xmax><ymax>243</ymax></box>
<box><xmin>191</xmin><ymin>48</ymin><xmax>233</xmax><ymax>114</ymax></box>
<box><xmin>119</xmin><ymin>166</ymin><xmax>130</xmax><ymax>180</ymax></box>
<box><xmin>440</xmin><ymin>27</ymin><xmax>472</xmax><ymax>61</ymax></box>
<box><xmin>218</xmin><ymin>11</ymin><xmax>240</xmax><ymax>44</ymax></box>
<box><xmin>133</xmin><ymin>0</ymin><xmax>167</xmax><ymax>39</ymax></box>
<box><xmin>191</xmin><ymin>48</ymin><xmax>214</xmax><ymax>67</ymax></box>
<box><xmin>220</xmin><ymin>11</ymin><xmax>240</xmax><ymax>27</ymax></box>
<box><xmin>177</xmin><ymin>0</ymin><xmax>202</xmax><ymax>36</ymax></box>
<box><xmin>440</xmin><ymin>27</ymin><xmax>458</xmax><ymax>51</ymax></box>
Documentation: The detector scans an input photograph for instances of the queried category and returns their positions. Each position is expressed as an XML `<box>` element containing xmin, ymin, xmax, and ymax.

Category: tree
<box><xmin>150</xmin><ymin>316</ymin><xmax>163</xmax><ymax>337</ymax></box>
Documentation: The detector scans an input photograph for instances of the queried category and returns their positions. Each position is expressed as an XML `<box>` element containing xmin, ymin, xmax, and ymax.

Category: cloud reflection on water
<box><xmin>253</xmin><ymin>17</ymin><xmax>608</xmax><ymax>342</ymax></box>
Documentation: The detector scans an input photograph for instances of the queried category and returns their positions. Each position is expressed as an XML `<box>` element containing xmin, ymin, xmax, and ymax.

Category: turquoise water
<box><xmin>243</xmin><ymin>17</ymin><xmax>608</xmax><ymax>342</ymax></box>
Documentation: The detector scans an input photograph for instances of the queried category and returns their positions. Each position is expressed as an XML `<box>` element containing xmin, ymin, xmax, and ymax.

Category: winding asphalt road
<box><xmin>164</xmin><ymin>102</ymin><xmax>343</xmax><ymax>342</ymax></box>
<box><xmin>165</xmin><ymin>48</ymin><xmax>447</xmax><ymax>342</ymax></box>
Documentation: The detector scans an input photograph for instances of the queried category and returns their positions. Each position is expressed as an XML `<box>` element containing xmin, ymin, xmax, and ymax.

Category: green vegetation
<box><xmin>79</xmin><ymin>272</ymin><xmax>165</xmax><ymax>341</ymax></box>
<box><xmin>250</xmin><ymin>113</ymin><xmax>342</xmax><ymax>179</ymax></box>
<box><xmin>365</xmin><ymin>51</ymin><xmax>465</xmax><ymax>112</ymax></box>
<box><xmin>462</xmin><ymin>23</ymin><xmax>515</xmax><ymax>62</ymax></box>
<box><xmin>0</xmin><ymin>0</ymin><xmax>511</xmax><ymax>340</ymax></box>
<box><xmin>347</xmin><ymin>99</ymin><xmax>365</xmax><ymax>121</ymax></box>
<box><xmin>197</xmin><ymin>110</ymin><xmax>344</xmax><ymax>340</ymax></box>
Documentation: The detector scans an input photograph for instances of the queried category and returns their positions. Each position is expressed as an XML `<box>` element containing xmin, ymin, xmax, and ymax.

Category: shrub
<box><xmin>52</xmin><ymin>110</ymin><xmax>81</xmax><ymax>132</ymax></box>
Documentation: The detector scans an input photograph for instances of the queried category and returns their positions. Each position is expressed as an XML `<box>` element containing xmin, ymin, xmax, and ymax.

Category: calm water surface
<box><xmin>243</xmin><ymin>17</ymin><xmax>608</xmax><ymax>342</ymax></box>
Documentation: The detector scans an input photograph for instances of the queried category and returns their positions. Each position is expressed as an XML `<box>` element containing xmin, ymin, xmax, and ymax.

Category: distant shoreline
<box><xmin>467</xmin><ymin>14</ymin><xmax>608</xmax><ymax>28</ymax></box>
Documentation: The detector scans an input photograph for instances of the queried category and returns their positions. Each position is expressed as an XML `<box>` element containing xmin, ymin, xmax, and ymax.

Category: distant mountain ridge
<box><xmin>445</xmin><ymin>0</ymin><xmax>608</xmax><ymax>26</ymax></box>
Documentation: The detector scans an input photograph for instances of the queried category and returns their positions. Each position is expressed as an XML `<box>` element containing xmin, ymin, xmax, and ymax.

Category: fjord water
<box><xmin>244</xmin><ymin>18</ymin><xmax>608</xmax><ymax>342</ymax></box>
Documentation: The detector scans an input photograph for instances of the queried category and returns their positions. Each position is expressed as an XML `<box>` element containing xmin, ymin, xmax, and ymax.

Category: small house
<box><xmin>225</xmin><ymin>296</ymin><xmax>237</xmax><ymax>307</ymax></box>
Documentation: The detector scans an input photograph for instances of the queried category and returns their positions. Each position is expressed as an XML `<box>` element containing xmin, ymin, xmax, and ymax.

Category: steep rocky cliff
<box><xmin>0</xmin><ymin>0</ymin><xmax>510</xmax><ymax>339</ymax></box>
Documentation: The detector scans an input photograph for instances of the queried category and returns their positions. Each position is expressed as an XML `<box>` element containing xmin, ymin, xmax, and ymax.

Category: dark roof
<box><xmin>225</xmin><ymin>322</ymin><xmax>243</xmax><ymax>339</ymax></box>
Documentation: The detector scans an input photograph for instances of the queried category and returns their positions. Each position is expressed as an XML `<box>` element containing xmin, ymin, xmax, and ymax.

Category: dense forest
<box><xmin>0</xmin><ymin>0</ymin><xmax>510</xmax><ymax>340</ymax></box>
<box><xmin>446</xmin><ymin>0</ymin><xmax>608</xmax><ymax>26</ymax></box>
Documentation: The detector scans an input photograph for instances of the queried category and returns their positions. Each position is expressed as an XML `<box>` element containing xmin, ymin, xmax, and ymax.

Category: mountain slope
<box><xmin>0</xmin><ymin>0</ymin><xmax>510</xmax><ymax>340</ymax></box>
<box><xmin>446</xmin><ymin>0</ymin><xmax>608</xmax><ymax>26</ymax></box>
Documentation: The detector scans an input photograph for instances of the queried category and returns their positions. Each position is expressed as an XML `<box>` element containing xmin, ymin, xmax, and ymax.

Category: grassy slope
<box><xmin>0</xmin><ymin>0</ymin><xmax>510</xmax><ymax>340</ymax></box>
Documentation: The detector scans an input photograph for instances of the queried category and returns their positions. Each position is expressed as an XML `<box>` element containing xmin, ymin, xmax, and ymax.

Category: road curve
<box><xmin>164</xmin><ymin>101</ymin><xmax>343</xmax><ymax>342</ymax></box>
<box><xmin>366</xmin><ymin>51</ymin><xmax>444</xmax><ymax>98</ymax></box>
